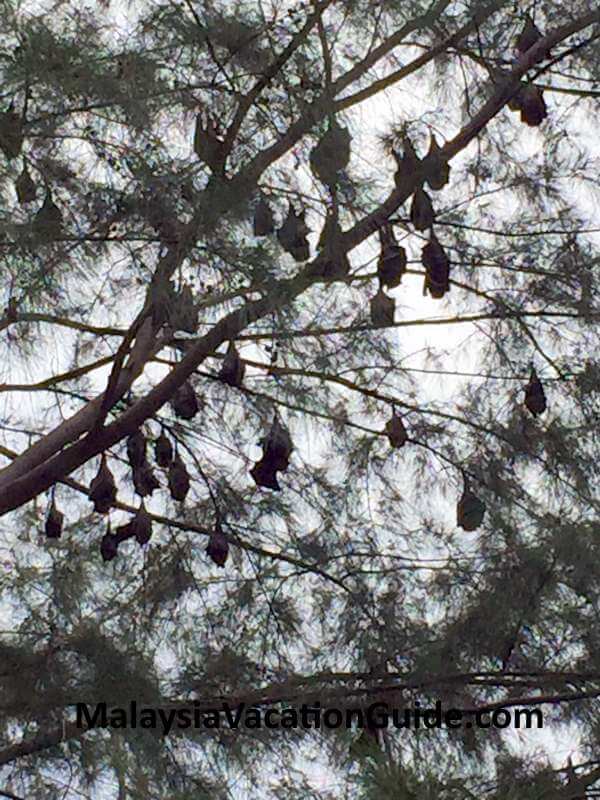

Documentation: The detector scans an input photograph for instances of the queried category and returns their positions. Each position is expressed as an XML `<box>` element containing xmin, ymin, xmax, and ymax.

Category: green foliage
<box><xmin>0</xmin><ymin>0</ymin><xmax>599</xmax><ymax>797</ymax></box>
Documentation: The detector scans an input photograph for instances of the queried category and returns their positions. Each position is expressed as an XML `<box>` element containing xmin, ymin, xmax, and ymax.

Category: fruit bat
<box><xmin>515</xmin><ymin>15</ymin><xmax>544</xmax><ymax>55</ymax></box>
<box><xmin>410</xmin><ymin>187</ymin><xmax>435</xmax><ymax>231</ymax></box>
<box><xmin>422</xmin><ymin>233</ymin><xmax>450</xmax><ymax>298</ymax></box>
<box><xmin>250</xmin><ymin>459</ymin><xmax>282</xmax><ymax>490</ymax></box>
<box><xmin>264</xmin><ymin>421</ymin><xmax>294</xmax><ymax>471</ymax></box>
<box><xmin>115</xmin><ymin>503</ymin><xmax>153</xmax><ymax>545</ymax></box>
<box><xmin>193</xmin><ymin>111</ymin><xmax>225</xmax><ymax>171</ymax></box>
<box><xmin>132</xmin><ymin>504</ymin><xmax>153</xmax><ymax>545</ymax></box>
<box><xmin>126</xmin><ymin>429</ymin><xmax>147</xmax><ymax>468</ymax></box>
<box><xmin>15</xmin><ymin>166</ymin><xmax>37</xmax><ymax>204</ymax></box>
<box><xmin>0</xmin><ymin>107</ymin><xmax>23</xmax><ymax>160</ymax></box>
<box><xmin>524</xmin><ymin>368</ymin><xmax>546</xmax><ymax>416</ymax></box>
<box><xmin>219</xmin><ymin>341</ymin><xmax>245</xmax><ymax>388</ymax></box>
<box><xmin>100</xmin><ymin>526</ymin><xmax>119</xmax><ymax>562</ymax></box>
<box><xmin>206</xmin><ymin>522</ymin><xmax>229</xmax><ymax>567</ymax></box>
<box><xmin>33</xmin><ymin>191</ymin><xmax>63</xmax><ymax>239</ymax></box>
<box><xmin>457</xmin><ymin>478</ymin><xmax>486</xmax><ymax>531</ymax></box>
<box><xmin>392</xmin><ymin>135</ymin><xmax>419</xmax><ymax>188</ymax></box>
<box><xmin>309</xmin><ymin>120</ymin><xmax>352</xmax><ymax>187</ymax></box>
<box><xmin>250</xmin><ymin>418</ymin><xmax>293</xmax><ymax>491</ymax></box>
<box><xmin>318</xmin><ymin>213</ymin><xmax>350</xmax><ymax>280</ymax></box>
<box><xmin>45</xmin><ymin>497</ymin><xmax>64</xmax><ymax>539</ymax></box>
<box><xmin>277</xmin><ymin>203</ymin><xmax>310</xmax><ymax>261</ymax></box>
<box><xmin>385</xmin><ymin>413</ymin><xmax>408</xmax><ymax>448</ymax></box>
<box><xmin>168</xmin><ymin>456</ymin><xmax>190</xmax><ymax>502</ymax></box>
<box><xmin>89</xmin><ymin>455</ymin><xmax>117</xmax><ymax>514</ymax></box>
<box><xmin>170</xmin><ymin>381</ymin><xmax>200</xmax><ymax>420</ymax></box>
<box><xmin>132</xmin><ymin>461</ymin><xmax>160</xmax><ymax>498</ymax></box>
<box><xmin>168</xmin><ymin>283</ymin><xmax>198</xmax><ymax>334</ymax></box>
<box><xmin>253</xmin><ymin>196</ymin><xmax>275</xmax><ymax>236</ymax></box>
<box><xmin>370</xmin><ymin>288</ymin><xmax>395</xmax><ymax>327</ymax></box>
<box><xmin>517</xmin><ymin>84</ymin><xmax>547</xmax><ymax>127</ymax></box>
<box><xmin>377</xmin><ymin>224</ymin><xmax>406</xmax><ymax>289</ymax></box>
<box><xmin>424</xmin><ymin>134</ymin><xmax>450</xmax><ymax>191</ymax></box>
<box><xmin>154</xmin><ymin>433</ymin><xmax>174</xmax><ymax>468</ymax></box>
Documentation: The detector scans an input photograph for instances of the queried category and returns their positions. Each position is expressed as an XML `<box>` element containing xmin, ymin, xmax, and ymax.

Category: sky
<box><xmin>1</xmin><ymin>1</ymin><xmax>597</xmax><ymax>796</ymax></box>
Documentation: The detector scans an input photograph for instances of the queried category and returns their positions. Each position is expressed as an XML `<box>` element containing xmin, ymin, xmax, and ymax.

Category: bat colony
<box><xmin>1</xmin><ymin>16</ymin><xmax>549</xmax><ymax>559</ymax></box>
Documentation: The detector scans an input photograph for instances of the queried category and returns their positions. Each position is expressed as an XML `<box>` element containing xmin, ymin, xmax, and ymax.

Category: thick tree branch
<box><xmin>0</xmin><ymin>313</ymin><xmax>125</xmax><ymax>337</ymax></box>
<box><xmin>0</xmin><ymin>2</ymin><xmax>502</xmax><ymax>493</ymax></box>
<box><xmin>1</xmin><ymin>669</ymin><xmax>599</xmax><ymax>769</ymax></box>
<box><xmin>0</xmin><ymin>7</ymin><xmax>597</xmax><ymax>512</ymax></box>
<box><xmin>0</xmin><ymin>355</ymin><xmax>114</xmax><ymax>394</ymax></box>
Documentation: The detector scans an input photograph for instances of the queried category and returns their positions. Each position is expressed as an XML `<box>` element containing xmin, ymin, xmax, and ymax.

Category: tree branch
<box><xmin>1</xmin><ymin>7</ymin><xmax>598</xmax><ymax>512</ymax></box>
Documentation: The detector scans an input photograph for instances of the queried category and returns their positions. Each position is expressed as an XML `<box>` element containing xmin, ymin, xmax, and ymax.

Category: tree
<box><xmin>0</xmin><ymin>0</ymin><xmax>599</xmax><ymax>796</ymax></box>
